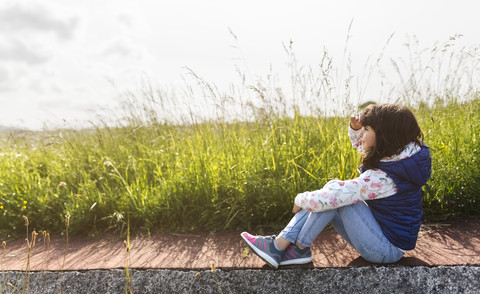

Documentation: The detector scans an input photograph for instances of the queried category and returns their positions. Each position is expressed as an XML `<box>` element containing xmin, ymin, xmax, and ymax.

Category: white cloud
<box><xmin>0</xmin><ymin>65</ymin><xmax>11</xmax><ymax>91</ymax></box>
<box><xmin>0</xmin><ymin>38</ymin><xmax>50</xmax><ymax>65</ymax></box>
<box><xmin>0</xmin><ymin>0</ymin><xmax>479</xmax><ymax>130</ymax></box>
<box><xmin>116</xmin><ymin>13</ymin><xmax>133</xmax><ymax>28</ymax></box>
<box><xmin>0</xmin><ymin>1</ymin><xmax>80</xmax><ymax>92</ymax></box>
<box><xmin>100</xmin><ymin>38</ymin><xmax>145</xmax><ymax>60</ymax></box>
<box><xmin>0</xmin><ymin>2</ymin><xmax>78</xmax><ymax>41</ymax></box>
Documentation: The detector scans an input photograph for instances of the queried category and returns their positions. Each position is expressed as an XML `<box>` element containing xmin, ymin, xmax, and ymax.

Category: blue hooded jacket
<box><xmin>362</xmin><ymin>145</ymin><xmax>431</xmax><ymax>250</ymax></box>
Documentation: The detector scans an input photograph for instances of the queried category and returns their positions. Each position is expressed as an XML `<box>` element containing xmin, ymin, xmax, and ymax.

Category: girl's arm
<box><xmin>349</xmin><ymin>113</ymin><xmax>363</xmax><ymax>151</ymax></box>
<box><xmin>349</xmin><ymin>127</ymin><xmax>363</xmax><ymax>151</ymax></box>
<box><xmin>294</xmin><ymin>169</ymin><xmax>397</xmax><ymax>213</ymax></box>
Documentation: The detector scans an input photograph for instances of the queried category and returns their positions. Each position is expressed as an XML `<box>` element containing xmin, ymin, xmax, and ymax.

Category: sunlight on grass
<box><xmin>0</xmin><ymin>36</ymin><xmax>479</xmax><ymax>238</ymax></box>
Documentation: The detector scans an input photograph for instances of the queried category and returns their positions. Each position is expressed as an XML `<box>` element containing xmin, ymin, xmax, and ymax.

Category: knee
<box><xmin>338</xmin><ymin>201</ymin><xmax>366</xmax><ymax>216</ymax></box>
<box><xmin>337</xmin><ymin>203</ymin><xmax>355</xmax><ymax>217</ymax></box>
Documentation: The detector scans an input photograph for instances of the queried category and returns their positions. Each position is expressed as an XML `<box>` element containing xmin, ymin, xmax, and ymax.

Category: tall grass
<box><xmin>0</xmin><ymin>35</ymin><xmax>479</xmax><ymax>238</ymax></box>
<box><xmin>418</xmin><ymin>99</ymin><xmax>480</xmax><ymax>219</ymax></box>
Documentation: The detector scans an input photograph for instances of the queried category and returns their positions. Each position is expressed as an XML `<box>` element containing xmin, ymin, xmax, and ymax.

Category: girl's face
<box><xmin>361</xmin><ymin>126</ymin><xmax>376</xmax><ymax>150</ymax></box>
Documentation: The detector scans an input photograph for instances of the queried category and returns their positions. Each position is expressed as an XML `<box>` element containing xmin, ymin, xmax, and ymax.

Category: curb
<box><xmin>2</xmin><ymin>266</ymin><xmax>479</xmax><ymax>293</ymax></box>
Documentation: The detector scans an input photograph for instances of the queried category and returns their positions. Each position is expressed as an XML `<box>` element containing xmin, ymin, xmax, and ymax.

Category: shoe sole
<box><xmin>240</xmin><ymin>233</ymin><xmax>279</xmax><ymax>269</ymax></box>
<box><xmin>279</xmin><ymin>257</ymin><xmax>313</xmax><ymax>266</ymax></box>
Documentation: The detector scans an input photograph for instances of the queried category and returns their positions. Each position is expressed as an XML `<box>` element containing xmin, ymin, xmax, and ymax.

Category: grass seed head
<box><xmin>65</xmin><ymin>214</ymin><xmax>70</xmax><ymax>228</ymax></box>
<box><xmin>123</xmin><ymin>240</ymin><xmax>130</xmax><ymax>252</ymax></box>
<box><xmin>210</xmin><ymin>260</ymin><xmax>216</xmax><ymax>272</ymax></box>
<box><xmin>31</xmin><ymin>231</ymin><xmax>38</xmax><ymax>248</ymax></box>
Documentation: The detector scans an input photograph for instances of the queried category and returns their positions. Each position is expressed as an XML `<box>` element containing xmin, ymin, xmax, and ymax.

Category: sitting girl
<box><xmin>241</xmin><ymin>104</ymin><xmax>431</xmax><ymax>268</ymax></box>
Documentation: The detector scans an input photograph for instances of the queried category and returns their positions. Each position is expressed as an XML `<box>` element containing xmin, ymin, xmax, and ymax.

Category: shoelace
<box><xmin>263</xmin><ymin>235</ymin><xmax>276</xmax><ymax>240</ymax></box>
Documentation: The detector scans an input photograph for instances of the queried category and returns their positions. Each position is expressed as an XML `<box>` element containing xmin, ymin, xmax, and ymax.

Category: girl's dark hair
<box><xmin>360</xmin><ymin>104</ymin><xmax>424</xmax><ymax>170</ymax></box>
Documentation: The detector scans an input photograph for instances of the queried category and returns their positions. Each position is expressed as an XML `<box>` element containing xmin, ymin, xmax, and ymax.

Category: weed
<box><xmin>41</xmin><ymin>231</ymin><xmax>50</xmax><ymax>293</ymax></box>
<box><xmin>56</xmin><ymin>214</ymin><xmax>70</xmax><ymax>294</ymax></box>
<box><xmin>187</xmin><ymin>272</ymin><xmax>200</xmax><ymax>294</ymax></box>
<box><xmin>210</xmin><ymin>261</ymin><xmax>223</xmax><ymax>294</ymax></box>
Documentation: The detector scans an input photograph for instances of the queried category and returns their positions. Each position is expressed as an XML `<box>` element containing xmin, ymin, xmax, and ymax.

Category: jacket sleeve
<box><xmin>294</xmin><ymin>169</ymin><xmax>398</xmax><ymax>213</ymax></box>
<box><xmin>348</xmin><ymin>126</ymin><xmax>364</xmax><ymax>151</ymax></box>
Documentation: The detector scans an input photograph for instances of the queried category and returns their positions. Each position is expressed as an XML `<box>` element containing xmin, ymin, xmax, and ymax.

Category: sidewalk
<box><xmin>2</xmin><ymin>217</ymin><xmax>479</xmax><ymax>271</ymax></box>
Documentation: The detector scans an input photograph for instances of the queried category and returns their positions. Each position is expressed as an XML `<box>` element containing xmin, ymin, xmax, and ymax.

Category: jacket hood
<box><xmin>380</xmin><ymin>146</ymin><xmax>431</xmax><ymax>187</ymax></box>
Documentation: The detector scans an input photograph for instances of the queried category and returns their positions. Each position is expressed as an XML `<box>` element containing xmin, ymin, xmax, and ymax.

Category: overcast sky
<box><xmin>1</xmin><ymin>0</ymin><xmax>479</xmax><ymax>129</ymax></box>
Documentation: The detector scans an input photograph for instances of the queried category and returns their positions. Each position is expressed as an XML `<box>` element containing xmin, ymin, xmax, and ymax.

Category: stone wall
<box><xmin>1</xmin><ymin>266</ymin><xmax>479</xmax><ymax>293</ymax></box>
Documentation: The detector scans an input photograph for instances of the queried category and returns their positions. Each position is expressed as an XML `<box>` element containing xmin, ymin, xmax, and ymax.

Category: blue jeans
<box><xmin>279</xmin><ymin>201</ymin><xmax>404</xmax><ymax>263</ymax></box>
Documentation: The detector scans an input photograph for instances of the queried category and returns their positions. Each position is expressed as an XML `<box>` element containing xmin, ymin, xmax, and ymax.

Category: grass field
<box><xmin>1</xmin><ymin>39</ymin><xmax>479</xmax><ymax>239</ymax></box>
<box><xmin>1</xmin><ymin>98</ymin><xmax>479</xmax><ymax>238</ymax></box>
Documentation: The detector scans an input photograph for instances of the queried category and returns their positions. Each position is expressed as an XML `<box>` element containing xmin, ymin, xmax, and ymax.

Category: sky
<box><xmin>0</xmin><ymin>0</ymin><xmax>479</xmax><ymax>130</ymax></box>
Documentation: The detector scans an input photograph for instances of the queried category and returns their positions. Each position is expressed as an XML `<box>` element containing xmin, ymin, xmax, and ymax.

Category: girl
<box><xmin>241</xmin><ymin>104</ymin><xmax>431</xmax><ymax>268</ymax></box>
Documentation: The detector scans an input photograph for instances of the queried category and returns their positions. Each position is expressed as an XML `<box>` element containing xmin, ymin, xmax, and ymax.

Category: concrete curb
<box><xmin>2</xmin><ymin>266</ymin><xmax>479</xmax><ymax>294</ymax></box>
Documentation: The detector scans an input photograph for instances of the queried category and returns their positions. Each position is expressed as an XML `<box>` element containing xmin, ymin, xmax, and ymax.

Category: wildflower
<box><xmin>241</xmin><ymin>247</ymin><xmax>249</xmax><ymax>258</ymax></box>
<box><xmin>103</xmin><ymin>161</ymin><xmax>113</xmax><ymax>167</ymax></box>
<box><xmin>58</xmin><ymin>182</ymin><xmax>67</xmax><ymax>187</ymax></box>
<box><xmin>0</xmin><ymin>206</ymin><xmax>3</xmax><ymax>209</ymax></box>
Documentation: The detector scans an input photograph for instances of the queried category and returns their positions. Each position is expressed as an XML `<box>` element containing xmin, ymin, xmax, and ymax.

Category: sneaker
<box><xmin>240</xmin><ymin>232</ymin><xmax>283</xmax><ymax>268</ymax></box>
<box><xmin>280</xmin><ymin>244</ymin><xmax>313</xmax><ymax>265</ymax></box>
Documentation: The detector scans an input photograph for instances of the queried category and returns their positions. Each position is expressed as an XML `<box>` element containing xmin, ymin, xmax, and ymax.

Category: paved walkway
<box><xmin>2</xmin><ymin>217</ymin><xmax>479</xmax><ymax>271</ymax></box>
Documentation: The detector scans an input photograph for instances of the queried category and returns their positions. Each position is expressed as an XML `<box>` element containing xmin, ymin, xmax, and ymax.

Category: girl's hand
<box><xmin>292</xmin><ymin>204</ymin><xmax>301</xmax><ymax>214</ymax></box>
<box><xmin>350</xmin><ymin>113</ymin><xmax>362</xmax><ymax>131</ymax></box>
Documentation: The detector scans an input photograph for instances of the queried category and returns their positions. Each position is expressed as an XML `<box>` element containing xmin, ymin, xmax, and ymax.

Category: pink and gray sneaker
<box><xmin>240</xmin><ymin>232</ymin><xmax>284</xmax><ymax>269</ymax></box>
<box><xmin>280</xmin><ymin>244</ymin><xmax>313</xmax><ymax>265</ymax></box>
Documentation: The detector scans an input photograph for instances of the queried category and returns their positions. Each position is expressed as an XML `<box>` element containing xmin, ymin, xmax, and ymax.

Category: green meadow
<box><xmin>1</xmin><ymin>99</ymin><xmax>479</xmax><ymax>238</ymax></box>
<box><xmin>1</xmin><ymin>40</ymin><xmax>479</xmax><ymax>239</ymax></box>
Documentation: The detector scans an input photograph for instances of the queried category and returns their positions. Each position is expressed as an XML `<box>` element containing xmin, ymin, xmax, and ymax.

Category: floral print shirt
<box><xmin>294</xmin><ymin>127</ymin><xmax>422</xmax><ymax>212</ymax></box>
